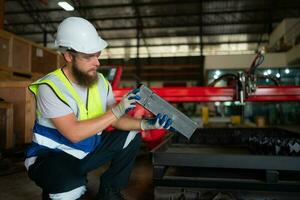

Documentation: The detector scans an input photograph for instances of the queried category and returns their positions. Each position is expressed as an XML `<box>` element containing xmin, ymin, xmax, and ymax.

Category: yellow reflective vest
<box><xmin>26</xmin><ymin>68</ymin><xmax>109</xmax><ymax>159</ymax></box>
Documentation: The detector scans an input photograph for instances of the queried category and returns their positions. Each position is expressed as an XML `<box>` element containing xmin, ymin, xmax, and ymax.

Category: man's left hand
<box><xmin>141</xmin><ymin>113</ymin><xmax>173</xmax><ymax>130</ymax></box>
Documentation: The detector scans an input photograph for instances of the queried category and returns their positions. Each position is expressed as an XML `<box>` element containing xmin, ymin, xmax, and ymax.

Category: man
<box><xmin>25</xmin><ymin>17</ymin><xmax>172</xmax><ymax>200</ymax></box>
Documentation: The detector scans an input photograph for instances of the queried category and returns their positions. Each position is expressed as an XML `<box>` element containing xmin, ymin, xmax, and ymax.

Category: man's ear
<box><xmin>63</xmin><ymin>51</ymin><xmax>73</xmax><ymax>63</ymax></box>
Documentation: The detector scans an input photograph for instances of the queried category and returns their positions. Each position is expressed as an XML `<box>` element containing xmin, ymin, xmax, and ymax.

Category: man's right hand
<box><xmin>111</xmin><ymin>88</ymin><xmax>141</xmax><ymax>119</ymax></box>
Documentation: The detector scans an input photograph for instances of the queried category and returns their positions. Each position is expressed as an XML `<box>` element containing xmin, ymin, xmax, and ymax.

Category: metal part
<box><xmin>246</xmin><ymin>74</ymin><xmax>257</xmax><ymax>95</ymax></box>
<box><xmin>237</xmin><ymin>71</ymin><xmax>246</xmax><ymax>105</ymax></box>
<box><xmin>138</xmin><ymin>85</ymin><xmax>200</xmax><ymax>139</ymax></box>
<box><xmin>154</xmin><ymin>186</ymin><xmax>300</xmax><ymax>200</ymax></box>
<box><xmin>151</xmin><ymin>127</ymin><xmax>300</xmax><ymax>193</ymax></box>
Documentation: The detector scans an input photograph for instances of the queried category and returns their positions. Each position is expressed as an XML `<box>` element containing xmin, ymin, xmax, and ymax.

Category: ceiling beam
<box><xmin>6</xmin><ymin>6</ymin><xmax>300</xmax><ymax>24</ymax></box>
<box><xmin>16</xmin><ymin>0</ymin><xmax>56</xmax><ymax>41</ymax></box>
<box><xmin>32</xmin><ymin>33</ymin><xmax>267</xmax><ymax>43</ymax></box>
<box><xmin>11</xmin><ymin>22</ymin><xmax>268</xmax><ymax>35</ymax></box>
<box><xmin>34</xmin><ymin>40</ymin><xmax>268</xmax><ymax>48</ymax></box>
<box><xmin>98</xmin><ymin>33</ymin><xmax>267</xmax><ymax>40</ymax></box>
<box><xmin>102</xmin><ymin>40</ymin><xmax>269</xmax><ymax>48</ymax></box>
<box><xmin>17</xmin><ymin>32</ymin><xmax>269</xmax><ymax>41</ymax></box>
<box><xmin>4</xmin><ymin>0</ymin><xmax>231</xmax><ymax>15</ymax></box>
<box><xmin>5</xmin><ymin>1</ymin><xmax>300</xmax><ymax>15</ymax></box>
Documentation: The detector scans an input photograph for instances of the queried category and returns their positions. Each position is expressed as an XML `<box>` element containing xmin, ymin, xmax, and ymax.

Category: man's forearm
<box><xmin>111</xmin><ymin>115</ymin><xmax>142</xmax><ymax>131</ymax></box>
<box><xmin>52</xmin><ymin>109</ymin><xmax>118</xmax><ymax>143</ymax></box>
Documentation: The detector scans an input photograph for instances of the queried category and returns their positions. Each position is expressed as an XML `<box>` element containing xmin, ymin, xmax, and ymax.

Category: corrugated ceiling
<box><xmin>3</xmin><ymin>0</ymin><xmax>300</xmax><ymax>58</ymax></box>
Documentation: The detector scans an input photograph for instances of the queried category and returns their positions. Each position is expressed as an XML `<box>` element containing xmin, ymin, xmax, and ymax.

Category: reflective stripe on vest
<box><xmin>27</xmin><ymin>122</ymin><xmax>101</xmax><ymax>159</ymax></box>
<box><xmin>26</xmin><ymin>68</ymin><xmax>109</xmax><ymax>159</ymax></box>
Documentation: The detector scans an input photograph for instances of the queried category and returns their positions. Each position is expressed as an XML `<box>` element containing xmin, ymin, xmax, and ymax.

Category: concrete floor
<box><xmin>2</xmin><ymin>148</ymin><xmax>300</xmax><ymax>200</ymax></box>
<box><xmin>0</xmin><ymin>150</ymin><xmax>154</xmax><ymax>200</ymax></box>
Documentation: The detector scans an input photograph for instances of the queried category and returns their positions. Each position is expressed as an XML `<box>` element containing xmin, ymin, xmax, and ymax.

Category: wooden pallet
<box><xmin>0</xmin><ymin>81</ymin><xmax>35</xmax><ymax>145</ymax></box>
<box><xmin>0</xmin><ymin>101</ymin><xmax>14</xmax><ymax>149</ymax></box>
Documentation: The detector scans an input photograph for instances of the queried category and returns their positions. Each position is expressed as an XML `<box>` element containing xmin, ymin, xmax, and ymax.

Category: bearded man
<box><xmin>25</xmin><ymin>17</ymin><xmax>172</xmax><ymax>200</ymax></box>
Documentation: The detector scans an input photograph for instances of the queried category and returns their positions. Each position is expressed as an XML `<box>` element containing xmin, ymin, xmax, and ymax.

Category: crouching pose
<box><xmin>25</xmin><ymin>17</ymin><xmax>172</xmax><ymax>200</ymax></box>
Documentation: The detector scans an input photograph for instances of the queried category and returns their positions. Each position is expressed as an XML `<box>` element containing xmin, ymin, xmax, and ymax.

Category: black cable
<box><xmin>208</xmin><ymin>73</ymin><xmax>238</xmax><ymax>86</ymax></box>
<box><xmin>249</xmin><ymin>52</ymin><xmax>264</xmax><ymax>74</ymax></box>
<box><xmin>256</xmin><ymin>73</ymin><xmax>280</xmax><ymax>86</ymax></box>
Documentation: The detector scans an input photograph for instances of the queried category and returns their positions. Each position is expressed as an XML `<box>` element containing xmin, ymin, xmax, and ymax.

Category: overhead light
<box><xmin>267</xmin><ymin>69</ymin><xmax>272</xmax><ymax>75</ymax></box>
<box><xmin>276</xmin><ymin>73</ymin><xmax>280</xmax><ymax>78</ymax></box>
<box><xmin>58</xmin><ymin>1</ymin><xmax>74</xmax><ymax>11</ymax></box>
<box><xmin>215</xmin><ymin>70</ymin><xmax>221</xmax><ymax>76</ymax></box>
<box><xmin>285</xmin><ymin>68</ymin><xmax>290</xmax><ymax>74</ymax></box>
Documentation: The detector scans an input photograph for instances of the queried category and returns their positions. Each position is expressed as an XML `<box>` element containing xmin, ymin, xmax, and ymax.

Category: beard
<box><xmin>71</xmin><ymin>61</ymin><xmax>98</xmax><ymax>87</ymax></box>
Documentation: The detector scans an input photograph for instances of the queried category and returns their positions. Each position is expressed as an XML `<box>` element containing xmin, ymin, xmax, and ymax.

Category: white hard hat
<box><xmin>55</xmin><ymin>17</ymin><xmax>107</xmax><ymax>54</ymax></box>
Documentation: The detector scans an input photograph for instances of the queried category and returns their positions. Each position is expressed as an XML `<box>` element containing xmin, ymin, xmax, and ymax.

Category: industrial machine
<box><xmin>99</xmin><ymin>52</ymin><xmax>300</xmax><ymax>199</ymax></box>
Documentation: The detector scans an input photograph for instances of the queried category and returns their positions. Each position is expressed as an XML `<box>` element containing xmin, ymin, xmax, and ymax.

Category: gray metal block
<box><xmin>138</xmin><ymin>85</ymin><xmax>200</xmax><ymax>139</ymax></box>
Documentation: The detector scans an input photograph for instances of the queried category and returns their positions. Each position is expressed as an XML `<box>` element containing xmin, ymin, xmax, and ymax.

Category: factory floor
<box><xmin>1</xmin><ymin>141</ymin><xmax>300</xmax><ymax>200</ymax></box>
<box><xmin>0</xmin><ymin>148</ymin><xmax>154</xmax><ymax>200</ymax></box>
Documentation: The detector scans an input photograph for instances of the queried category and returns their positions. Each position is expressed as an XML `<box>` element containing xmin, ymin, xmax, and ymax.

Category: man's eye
<box><xmin>83</xmin><ymin>55</ymin><xmax>93</xmax><ymax>59</ymax></box>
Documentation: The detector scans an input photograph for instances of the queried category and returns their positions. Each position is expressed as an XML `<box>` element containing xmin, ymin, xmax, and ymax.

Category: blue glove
<box><xmin>141</xmin><ymin>113</ymin><xmax>173</xmax><ymax>130</ymax></box>
<box><xmin>111</xmin><ymin>88</ymin><xmax>141</xmax><ymax>119</ymax></box>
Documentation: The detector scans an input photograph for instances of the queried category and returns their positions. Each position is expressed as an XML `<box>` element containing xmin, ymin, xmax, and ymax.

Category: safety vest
<box><xmin>26</xmin><ymin>68</ymin><xmax>109</xmax><ymax>159</ymax></box>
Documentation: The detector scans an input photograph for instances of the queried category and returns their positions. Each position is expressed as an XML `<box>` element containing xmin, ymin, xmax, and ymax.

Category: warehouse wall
<box><xmin>205</xmin><ymin>53</ymin><xmax>287</xmax><ymax>69</ymax></box>
<box><xmin>286</xmin><ymin>43</ymin><xmax>300</xmax><ymax>65</ymax></box>
<box><xmin>269</xmin><ymin>18</ymin><xmax>300</xmax><ymax>47</ymax></box>
<box><xmin>100</xmin><ymin>52</ymin><xmax>293</xmax><ymax>85</ymax></box>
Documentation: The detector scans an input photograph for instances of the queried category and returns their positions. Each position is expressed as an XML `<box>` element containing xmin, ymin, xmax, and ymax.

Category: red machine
<box><xmin>102</xmin><ymin>62</ymin><xmax>300</xmax><ymax>149</ymax></box>
<box><xmin>113</xmin><ymin>85</ymin><xmax>300</xmax><ymax>102</ymax></box>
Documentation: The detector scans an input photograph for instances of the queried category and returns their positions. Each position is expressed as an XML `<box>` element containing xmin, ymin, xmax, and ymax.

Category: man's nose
<box><xmin>92</xmin><ymin>56</ymin><xmax>100</xmax><ymax>66</ymax></box>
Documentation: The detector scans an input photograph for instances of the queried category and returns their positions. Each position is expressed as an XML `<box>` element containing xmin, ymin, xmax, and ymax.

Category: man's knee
<box><xmin>29</xmin><ymin>160</ymin><xmax>86</xmax><ymax>194</ymax></box>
